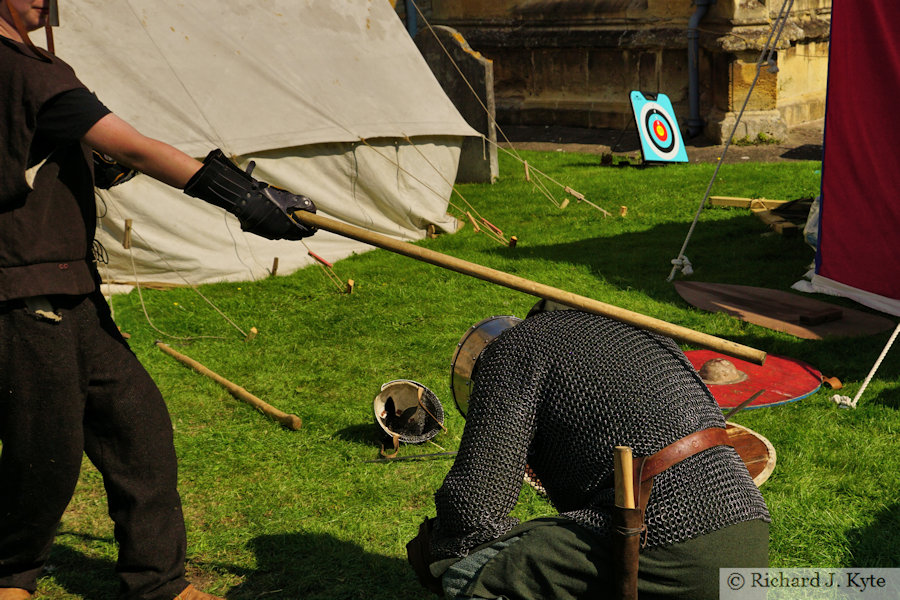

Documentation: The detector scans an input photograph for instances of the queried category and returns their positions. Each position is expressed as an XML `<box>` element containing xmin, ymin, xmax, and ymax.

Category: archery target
<box><xmin>630</xmin><ymin>91</ymin><xmax>689</xmax><ymax>163</ymax></box>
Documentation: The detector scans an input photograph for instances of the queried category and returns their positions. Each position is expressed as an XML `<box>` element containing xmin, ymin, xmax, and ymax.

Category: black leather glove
<box><xmin>406</xmin><ymin>517</ymin><xmax>444</xmax><ymax>596</ymax></box>
<box><xmin>183</xmin><ymin>149</ymin><xmax>316</xmax><ymax>240</ymax></box>
<box><xmin>93</xmin><ymin>150</ymin><xmax>137</xmax><ymax>189</ymax></box>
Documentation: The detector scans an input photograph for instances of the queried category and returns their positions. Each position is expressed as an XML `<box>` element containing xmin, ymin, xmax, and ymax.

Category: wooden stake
<box><xmin>709</xmin><ymin>196</ymin><xmax>788</xmax><ymax>209</ymax></box>
<box><xmin>613</xmin><ymin>445</ymin><xmax>639</xmax><ymax>600</ymax></box>
<box><xmin>524</xmin><ymin>160</ymin><xmax>531</xmax><ymax>182</ymax></box>
<box><xmin>271</xmin><ymin>257</ymin><xmax>279</xmax><ymax>276</ymax></box>
<box><xmin>288</xmin><ymin>211</ymin><xmax>767</xmax><ymax>365</ymax></box>
<box><xmin>481</xmin><ymin>218</ymin><xmax>503</xmax><ymax>236</ymax></box>
<box><xmin>155</xmin><ymin>341</ymin><xmax>302</xmax><ymax>430</ymax></box>
<box><xmin>559</xmin><ymin>198</ymin><xmax>570</xmax><ymax>210</ymax></box>
<box><xmin>564</xmin><ymin>186</ymin><xmax>586</xmax><ymax>202</ymax></box>
<box><xmin>465</xmin><ymin>211</ymin><xmax>481</xmax><ymax>232</ymax></box>
<box><xmin>123</xmin><ymin>219</ymin><xmax>133</xmax><ymax>249</ymax></box>
<box><xmin>345</xmin><ymin>279</ymin><xmax>355</xmax><ymax>294</ymax></box>
<box><xmin>308</xmin><ymin>250</ymin><xmax>333</xmax><ymax>268</ymax></box>
<box><xmin>509</xmin><ymin>235</ymin><xmax>518</xmax><ymax>248</ymax></box>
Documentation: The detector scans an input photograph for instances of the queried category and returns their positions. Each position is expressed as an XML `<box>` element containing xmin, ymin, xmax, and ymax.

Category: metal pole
<box><xmin>405</xmin><ymin>0</ymin><xmax>418</xmax><ymax>36</ymax></box>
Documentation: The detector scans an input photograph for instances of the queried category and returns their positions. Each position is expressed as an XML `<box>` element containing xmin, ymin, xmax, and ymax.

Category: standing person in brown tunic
<box><xmin>0</xmin><ymin>2</ymin><xmax>316</xmax><ymax>599</ymax></box>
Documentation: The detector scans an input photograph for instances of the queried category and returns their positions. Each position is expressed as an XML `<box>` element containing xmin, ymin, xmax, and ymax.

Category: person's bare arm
<box><xmin>83</xmin><ymin>114</ymin><xmax>317</xmax><ymax>240</ymax></box>
<box><xmin>82</xmin><ymin>113</ymin><xmax>201</xmax><ymax>189</ymax></box>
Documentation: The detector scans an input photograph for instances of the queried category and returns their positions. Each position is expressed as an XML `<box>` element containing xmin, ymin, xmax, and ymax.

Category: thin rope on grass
<box><xmin>359</xmin><ymin>138</ymin><xmax>508</xmax><ymax>245</ymax></box>
<box><xmin>832</xmin><ymin>322</ymin><xmax>900</xmax><ymax>409</ymax></box>
<box><xmin>491</xmin><ymin>142</ymin><xmax>611</xmax><ymax>216</ymax></box>
<box><xmin>102</xmin><ymin>197</ymin><xmax>249</xmax><ymax>340</ymax></box>
<box><xmin>302</xmin><ymin>240</ymin><xmax>346</xmax><ymax>292</ymax></box>
<box><xmin>667</xmin><ymin>0</ymin><xmax>795</xmax><ymax>282</ymax></box>
<box><xmin>127</xmin><ymin>248</ymin><xmax>231</xmax><ymax>341</ymax></box>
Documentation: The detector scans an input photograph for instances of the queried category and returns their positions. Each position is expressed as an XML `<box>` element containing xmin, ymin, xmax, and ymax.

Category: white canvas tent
<box><xmin>52</xmin><ymin>0</ymin><xmax>478</xmax><ymax>289</ymax></box>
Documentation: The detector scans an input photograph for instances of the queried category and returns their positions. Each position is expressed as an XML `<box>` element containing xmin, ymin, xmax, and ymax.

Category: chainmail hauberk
<box><xmin>431</xmin><ymin>310</ymin><xmax>770</xmax><ymax>559</ymax></box>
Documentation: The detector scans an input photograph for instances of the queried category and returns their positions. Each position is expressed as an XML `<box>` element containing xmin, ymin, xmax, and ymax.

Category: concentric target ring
<box><xmin>638</xmin><ymin>101</ymin><xmax>682</xmax><ymax>160</ymax></box>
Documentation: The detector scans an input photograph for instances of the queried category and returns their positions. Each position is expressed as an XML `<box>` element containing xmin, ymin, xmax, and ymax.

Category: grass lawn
<box><xmin>31</xmin><ymin>150</ymin><xmax>900</xmax><ymax>598</ymax></box>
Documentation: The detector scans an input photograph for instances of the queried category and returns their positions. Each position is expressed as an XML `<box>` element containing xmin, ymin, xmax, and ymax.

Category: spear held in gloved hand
<box><xmin>288</xmin><ymin>210</ymin><xmax>767</xmax><ymax>365</ymax></box>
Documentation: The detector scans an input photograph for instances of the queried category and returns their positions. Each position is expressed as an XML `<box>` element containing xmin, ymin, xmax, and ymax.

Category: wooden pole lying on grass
<box><xmin>156</xmin><ymin>341</ymin><xmax>303</xmax><ymax>430</ymax></box>
<box><xmin>290</xmin><ymin>211</ymin><xmax>767</xmax><ymax>365</ymax></box>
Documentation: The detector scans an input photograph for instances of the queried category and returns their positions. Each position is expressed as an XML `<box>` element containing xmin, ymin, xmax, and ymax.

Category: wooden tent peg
<box><xmin>123</xmin><ymin>219</ymin><xmax>133</xmax><ymax>249</ymax></box>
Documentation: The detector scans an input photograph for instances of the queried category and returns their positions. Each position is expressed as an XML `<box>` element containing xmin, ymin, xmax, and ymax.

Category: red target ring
<box><xmin>644</xmin><ymin>108</ymin><xmax>675</xmax><ymax>152</ymax></box>
<box><xmin>653</xmin><ymin>119</ymin><xmax>669</xmax><ymax>142</ymax></box>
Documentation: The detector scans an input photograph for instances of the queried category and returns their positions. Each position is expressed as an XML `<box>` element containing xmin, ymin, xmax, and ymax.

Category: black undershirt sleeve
<box><xmin>34</xmin><ymin>87</ymin><xmax>111</xmax><ymax>146</ymax></box>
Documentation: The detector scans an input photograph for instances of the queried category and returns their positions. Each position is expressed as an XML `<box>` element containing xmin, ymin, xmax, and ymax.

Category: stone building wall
<box><xmin>396</xmin><ymin>0</ymin><xmax>831</xmax><ymax>143</ymax></box>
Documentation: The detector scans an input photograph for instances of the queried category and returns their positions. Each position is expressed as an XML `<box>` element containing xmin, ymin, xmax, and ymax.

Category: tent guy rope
<box><xmin>832</xmin><ymin>322</ymin><xmax>900</xmax><ymax>409</ymax></box>
<box><xmin>360</xmin><ymin>138</ymin><xmax>509</xmax><ymax>245</ymax></box>
<box><xmin>667</xmin><ymin>0</ymin><xmax>796</xmax><ymax>282</ymax></box>
<box><xmin>101</xmin><ymin>197</ymin><xmax>249</xmax><ymax>340</ymax></box>
<box><xmin>408</xmin><ymin>0</ymin><xmax>606</xmax><ymax>216</ymax></box>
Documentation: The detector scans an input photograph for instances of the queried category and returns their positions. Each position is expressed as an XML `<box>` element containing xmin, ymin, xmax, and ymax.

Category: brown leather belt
<box><xmin>625</xmin><ymin>426</ymin><xmax>734</xmax><ymax>545</ymax></box>
<box><xmin>636</xmin><ymin>427</ymin><xmax>732</xmax><ymax>491</ymax></box>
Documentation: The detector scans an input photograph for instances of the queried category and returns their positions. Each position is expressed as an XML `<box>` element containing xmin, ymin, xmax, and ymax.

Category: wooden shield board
<box><xmin>674</xmin><ymin>281</ymin><xmax>895</xmax><ymax>339</ymax></box>
<box><xmin>726</xmin><ymin>422</ymin><xmax>776</xmax><ymax>487</ymax></box>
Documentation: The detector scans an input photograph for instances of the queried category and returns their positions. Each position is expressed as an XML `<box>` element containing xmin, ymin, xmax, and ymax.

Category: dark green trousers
<box><xmin>438</xmin><ymin>517</ymin><xmax>769</xmax><ymax>600</ymax></box>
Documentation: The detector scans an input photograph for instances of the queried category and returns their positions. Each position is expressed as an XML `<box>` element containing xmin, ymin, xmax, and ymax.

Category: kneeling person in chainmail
<box><xmin>407</xmin><ymin>305</ymin><xmax>770</xmax><ymax>600</ymax></box>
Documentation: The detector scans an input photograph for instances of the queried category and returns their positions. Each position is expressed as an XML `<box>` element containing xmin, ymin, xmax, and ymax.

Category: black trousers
<box><xmin>0</xmin><ymin>292</ymin><xmax>189</xmax><ymax>599</ymax></box>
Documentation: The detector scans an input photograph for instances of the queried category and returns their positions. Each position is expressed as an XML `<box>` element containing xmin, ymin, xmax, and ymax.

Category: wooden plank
<box><xmin>709</xmin><ymin>196</ymin><xmax>789</xmax><ymax>209</ymax></box>
<box><xmin>674</xmin><ymin>281</ymin><xmax>895</xmax><ymax>339</ymax></box>
<box><xmin>750</xmin><ymin>207</ymin><xmax>799</xmax><ymax>235</ymax></box>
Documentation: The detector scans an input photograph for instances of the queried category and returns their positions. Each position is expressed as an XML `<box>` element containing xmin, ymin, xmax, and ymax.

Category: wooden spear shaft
<box><xmin>292</xmin><ymin>211</ymin><xmax>767</xmax><ymax>365</ymax></box>
<box><xmin>156</xmin><ymin>341</ymin><xmax>303</xmax><ymax>430</ymax></box>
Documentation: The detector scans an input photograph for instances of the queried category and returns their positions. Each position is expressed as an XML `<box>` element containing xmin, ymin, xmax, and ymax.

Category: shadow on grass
<box><xmin>490</xmin><ymin>213</ymin><xmax>812</xmax><ymax>300</ymax></box>
<box><xmin>846</xmin><ymin>503</ymin><xmax>900</xmax><ymax>566</ymax></box>
<box><xmin>332</xmin><ymin>423</ymin><xmax>382</xmax><ymax>447</ymax></box>
<box><xmin>865</xmin><ymin>383</ymin><xmax>900</xmax><ymax>411</ymax></box>
<box><xmin>46</xmin><ymin>532</ymin><xmax>424</xmax><ymax>600</ymax></box>
<box><xmin>229</xmin><ymin>532</ymin><xmax>421</xmax><ymax>600</ymax></box>
<box><xmin>44</xmin><ymin>541</ymin><xmax>119</xmax><ymax>600</ymax></box>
